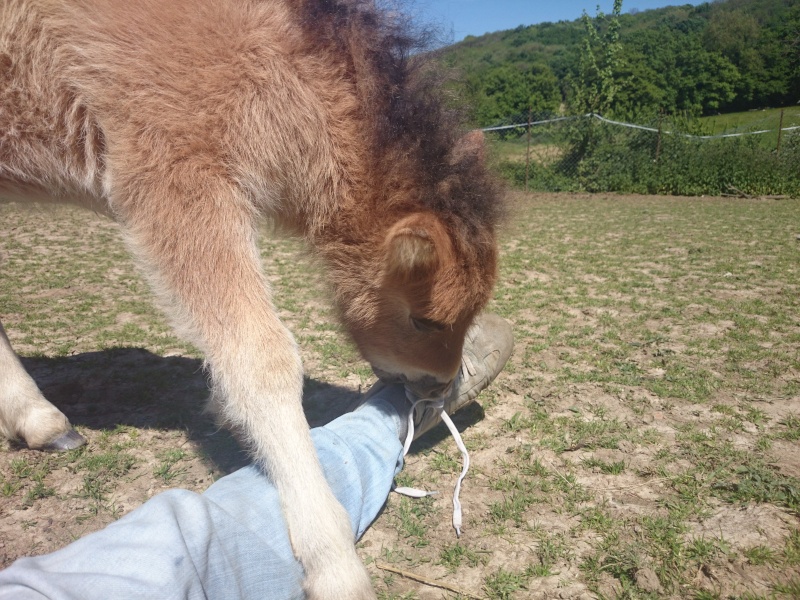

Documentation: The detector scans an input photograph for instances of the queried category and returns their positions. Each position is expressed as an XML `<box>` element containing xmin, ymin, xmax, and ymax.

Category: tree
<box><xmin>571</xmin><ymin>0</ymin><xmax>626</xmax><ymax>116</ymax></box>
<box><xmin>524</xmin><ymin>63</ymin><xmax>561</xmax><ymax>114</ymax></box>
<box><xmin>441</xmin><ymin>0</ymin><xmax>799</xmax><ymax>122</ymax></box>
<box><xmin>672</xmin><ymin>42</ymin><xmax>739</xmax><ymax>114</ymax></box>
<box><xmin>705</xmin><ymin>10</ymin><xmax>769</xmax><ymax>109</ymax></box>
<box><xmin>785</xmin><ymin>5</ymin><xmax>800</xmax><ymax>103</ymax></box>
<box><xmin>466</xmin><ymin>63</ymin><xmax>560</xmax><ymax>126</ymax></box>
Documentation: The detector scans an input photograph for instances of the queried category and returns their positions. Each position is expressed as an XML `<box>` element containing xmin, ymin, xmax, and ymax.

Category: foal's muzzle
<box><xmin>372</xmin><ymin>368</ymin><xmax>453</xmax><ymax>399</ymax></box>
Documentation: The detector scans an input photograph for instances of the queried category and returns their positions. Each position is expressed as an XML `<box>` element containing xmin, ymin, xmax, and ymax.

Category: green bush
<box><xmin>493</xmin><ymin>116</ymin><xmax>800</xmax><ymax>198</ymax></box>
<box><xmin>495</xmin><ymin>160</ymin><xmax>577</xmax><ymax>192</ymax></box>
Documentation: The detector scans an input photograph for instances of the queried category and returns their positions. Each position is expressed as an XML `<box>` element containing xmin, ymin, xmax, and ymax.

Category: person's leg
<box><xmin>0</xmin><ymin>394</ymin><xmax>406</xmax><ymax>600</ymax></box>
<box><xmin>0</xmin><ymin>313</ymin><xmax>512</xmax><ymax>600</ymax></box>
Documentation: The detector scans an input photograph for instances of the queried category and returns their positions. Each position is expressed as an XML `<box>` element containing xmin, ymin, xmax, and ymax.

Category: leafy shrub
<box><xmin>495</xmin><ymin>159</ymin><xmax>576</xmax><ymax>192</ymax></box>
<box><xmin>494</xmin><ymin>115</ymin><xmax>800</xmax><ymax>198</ymax></box>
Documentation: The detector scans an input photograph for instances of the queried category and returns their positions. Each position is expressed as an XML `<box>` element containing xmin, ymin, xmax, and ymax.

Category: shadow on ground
<box><xmin>20</xmin><ymin>348</ymin><xmax>365</xmax><ymax>474</ymax></box>
<box><xmin>409</xmin><ymin>401</ymin><xmax>485</xmax><ymax>454</ymax></box>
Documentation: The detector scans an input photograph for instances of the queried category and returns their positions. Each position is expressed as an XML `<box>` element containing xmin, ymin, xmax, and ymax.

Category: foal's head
<box><xmin>340</xmin><ymin>132</ymin><xmax>501</xmax><ymax>398</ymax></box>
<box><xmin>298</xmin><ymin>0</ymin><xmax>505</xmax><ymax>397</ymax></box>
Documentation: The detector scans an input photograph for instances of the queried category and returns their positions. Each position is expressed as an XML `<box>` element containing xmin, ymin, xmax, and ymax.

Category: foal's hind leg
<box><xmin>0</xmin><ymin>322</ymin><xmax>86</xmax><ymax>450</ymax></box>
<box><xmin>120</xmin><ymin>181</ymin><xmax>375</xmax><ymax>599</ymax></box>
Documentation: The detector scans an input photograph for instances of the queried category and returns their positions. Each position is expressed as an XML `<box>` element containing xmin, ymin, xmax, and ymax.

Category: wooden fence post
<box><xmin>655</xmin><ymin>110</ymin><xmax>663</xmax><ymax>163</ymax></box>
<box><xmin>777</xmin><ymin>109</ymin><xmax>784</xmax><ymax>155</ymax></box>
<box><xmin>525</xmin><ymin>107</ymin><xmax>532</xmax><ymax>192</ymax></box>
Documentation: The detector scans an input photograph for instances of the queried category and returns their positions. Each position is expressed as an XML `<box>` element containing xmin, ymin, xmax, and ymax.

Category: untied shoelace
<box><xmin>393</xmin><ymin>393</ymin><xmax>471</xmax><ymax>537</ymax></box>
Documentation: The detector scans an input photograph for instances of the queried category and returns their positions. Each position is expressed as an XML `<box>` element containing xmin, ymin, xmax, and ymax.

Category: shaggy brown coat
<box><xmin>0</xmin><ymin>0</ymin><xmax>503</xmax><ymax>597</ymax></box>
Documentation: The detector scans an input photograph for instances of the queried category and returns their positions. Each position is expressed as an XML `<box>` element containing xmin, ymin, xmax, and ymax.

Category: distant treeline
<box><xmin>438</xmin><ymin>0</ymin><xmax>800</xmax><ymax>126</ymax></box>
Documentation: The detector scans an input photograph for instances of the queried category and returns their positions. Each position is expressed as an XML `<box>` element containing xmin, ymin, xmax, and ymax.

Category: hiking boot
<box><xmin>362</xmin><ymin>312</ymin><xmax>513</xmax><ymax>443</ymax></box>
<box><xmin>379</xmin><ymin>312</ymin><xmax>513</xmax><ymax>537</ymax></box>
<box><xmin>410</xmin><ymin>312</ymin><xmax>513</xmax><ymax>440</ymax></box>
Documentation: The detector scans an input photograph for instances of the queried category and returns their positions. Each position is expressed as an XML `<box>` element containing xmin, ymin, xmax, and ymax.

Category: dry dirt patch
<box><xmin>2</xmin><ymin>195</ymin><xmax>800</xmax><ymax>599</ymax></box>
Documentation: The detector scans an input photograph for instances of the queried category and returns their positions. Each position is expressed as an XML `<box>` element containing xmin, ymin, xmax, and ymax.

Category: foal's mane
<box><xmin>299</xmin><ymin>0</ymin><xmax>503</xmax><ymax>234</ymax></box>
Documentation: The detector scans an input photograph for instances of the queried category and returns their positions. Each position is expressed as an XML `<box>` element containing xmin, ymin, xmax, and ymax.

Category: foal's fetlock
<box><xmin>299</xmin><ymin>510</ymin><xmax>375</xmax><ymax>600</ymax></box>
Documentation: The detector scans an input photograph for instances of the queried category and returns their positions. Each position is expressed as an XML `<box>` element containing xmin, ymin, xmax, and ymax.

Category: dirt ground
<box><xmin>1</xmin><ymin>194</ymin><xmax>799</xmax><ymax>599</ymax></box>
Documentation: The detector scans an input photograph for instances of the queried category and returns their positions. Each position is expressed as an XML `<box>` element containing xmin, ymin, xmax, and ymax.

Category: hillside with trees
<box><xmin>437</xmin><ymin>0</ymin><xmax>800</xmax><ymax>126</ymax></box>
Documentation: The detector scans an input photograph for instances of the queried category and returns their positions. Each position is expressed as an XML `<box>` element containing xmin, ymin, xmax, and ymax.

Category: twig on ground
<box><xmin>725</xmin><ymin>185</ymin><xmax>753</xmax><ymax>198</ymax></box>
<box><xmin>375</xmin><ymin>562</ymin><xmax>483</xmax><ymax>599</ymax></box>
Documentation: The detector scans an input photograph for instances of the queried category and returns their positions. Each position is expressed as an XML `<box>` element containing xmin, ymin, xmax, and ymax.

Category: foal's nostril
<box><xmin>371</xmin><ymin>368</ymin><xmax>451</xmax><ymax>398</ymax></box>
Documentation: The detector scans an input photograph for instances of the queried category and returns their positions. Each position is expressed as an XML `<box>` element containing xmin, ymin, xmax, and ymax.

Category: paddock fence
<box><xmin>483</xmin><ymin>111</ymin><xmax>800</xmax><ymax>198</ymax></box>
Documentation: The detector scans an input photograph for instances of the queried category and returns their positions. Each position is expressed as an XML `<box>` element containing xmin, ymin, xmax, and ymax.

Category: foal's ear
<box><xmin>384</xmin><ymin>213</ymin><xmax>449</xmax><ymax>277</ymax></box>
<box><xmin>450</xmin><ymin>130</ymin><xmax>486</xmax><ymax>165</ymax></box>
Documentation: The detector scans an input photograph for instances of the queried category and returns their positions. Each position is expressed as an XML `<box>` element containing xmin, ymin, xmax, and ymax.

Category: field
<box><xmin>700</xmin><ymin>106</ymin><xmax>800</xmax><ymax>139</ymax></box>
<box><xmin>1</xmin><ymin>194</ymin><xmax>799</xmax><ymax>599</ymax></box>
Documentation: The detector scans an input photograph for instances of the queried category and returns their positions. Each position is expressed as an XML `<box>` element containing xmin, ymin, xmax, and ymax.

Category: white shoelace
<box><xmin>393</xmin><ymin>395</ymin><xmax>471</xmax><ymax>537</ymax></box>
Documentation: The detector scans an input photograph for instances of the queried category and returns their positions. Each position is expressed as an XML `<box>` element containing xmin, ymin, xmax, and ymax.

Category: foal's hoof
<box><xmin>42</xmin><ymin>429</ymin><xmax>86</xmax><ymax>451</ymax></box>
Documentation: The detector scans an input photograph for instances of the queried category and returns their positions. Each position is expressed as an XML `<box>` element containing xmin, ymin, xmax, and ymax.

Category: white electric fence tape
<box><xmin>481</xmin><ymin>112</ymin><xmax>800</xmax><ymax>140</ymax></box>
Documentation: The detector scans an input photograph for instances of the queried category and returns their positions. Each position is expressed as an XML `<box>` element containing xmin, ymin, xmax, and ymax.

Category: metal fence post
<box><xmin>777</xmin><ymin>109</ymin><xmax>784</xmax><ymax>155</ymax></box>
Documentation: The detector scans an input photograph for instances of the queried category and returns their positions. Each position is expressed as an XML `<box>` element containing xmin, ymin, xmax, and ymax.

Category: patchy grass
<box><xmin>2</xmin><ymin>194</ymin><xmax>800</xmax><ymax>598</ymax></box>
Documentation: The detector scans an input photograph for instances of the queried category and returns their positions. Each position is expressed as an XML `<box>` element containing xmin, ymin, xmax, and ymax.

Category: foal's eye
<box><xmin>410</xmin><ymin>316</ymin><xmax>446</xmax><ymax>333</ymax></box>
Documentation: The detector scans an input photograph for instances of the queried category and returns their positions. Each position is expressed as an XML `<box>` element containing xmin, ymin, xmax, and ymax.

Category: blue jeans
<box><xmin>0</xmin><ymin>394</ymin><xmax>406</xmax><ymax>599</ymax></box>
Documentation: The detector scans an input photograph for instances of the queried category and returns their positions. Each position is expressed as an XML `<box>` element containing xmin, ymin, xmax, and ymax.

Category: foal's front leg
<box><xmin>120</xmin><ymin>182</ymin><xmax>375</xmax><ymax>599</ymax></box>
